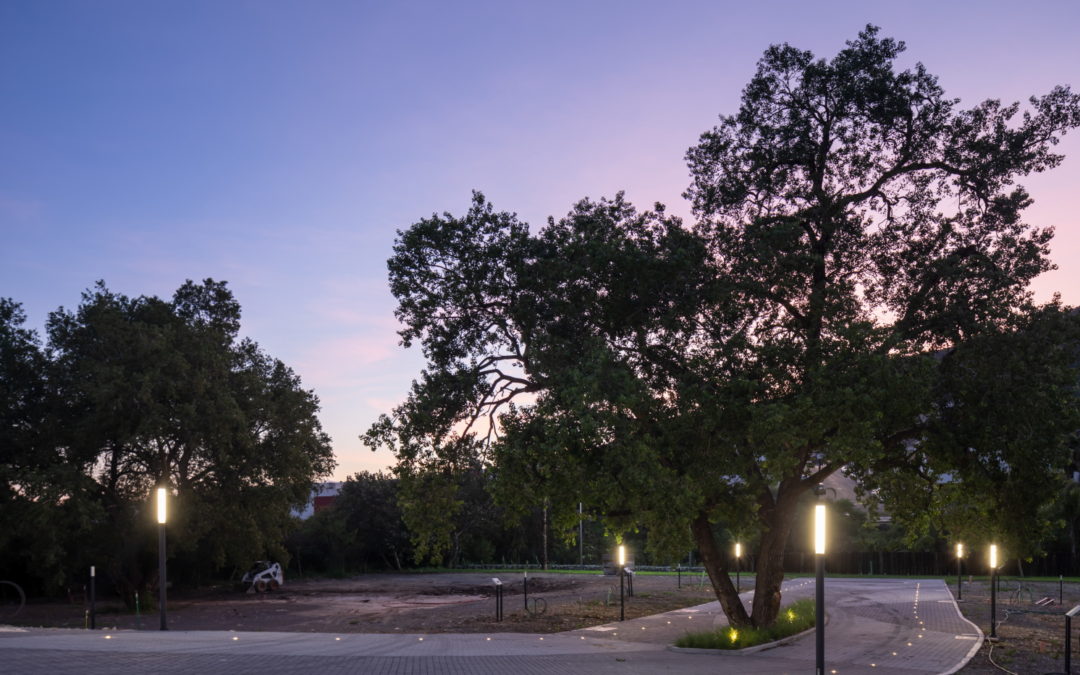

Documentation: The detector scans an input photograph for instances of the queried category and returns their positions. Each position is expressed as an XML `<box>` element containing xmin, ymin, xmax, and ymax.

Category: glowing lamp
<box><xmin>989</xmin><ymin>544</ymin><xmax>998</xmax><ymax>569</ymax></box>
<box><xmin>814</xmin><ymin>504</ymin><xmax>826</xmax><ymax>555</ymax></box>
<box><xmin>157</xmin><ymin>487</ymin><xmax>167</xmax><ymax>524</ymax></box>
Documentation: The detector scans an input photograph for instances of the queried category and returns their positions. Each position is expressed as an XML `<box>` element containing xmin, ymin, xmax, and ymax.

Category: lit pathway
<box><xmin>0</xmin><ymin>578</ymin><xmax>982</xmax><ymax>674</ymax></box>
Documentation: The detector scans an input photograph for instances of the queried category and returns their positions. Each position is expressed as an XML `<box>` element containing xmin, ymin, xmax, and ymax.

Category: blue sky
<box><xmin>3</xmin><ymin>1</ymin><xmax>1079</xmax><ymax>479</ymax></box>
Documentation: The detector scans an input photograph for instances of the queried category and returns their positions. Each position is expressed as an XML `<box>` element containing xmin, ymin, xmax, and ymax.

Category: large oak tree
<box><xmin>368</xmin><ymin>27</ymin><xmax>1080</xmax><ymax>627</ymax></box>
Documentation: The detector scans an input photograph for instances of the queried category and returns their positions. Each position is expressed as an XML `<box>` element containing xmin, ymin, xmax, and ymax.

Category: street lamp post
<box><xmin>989</xmin><ymin>544</ymin><xmax>999</xmax><ymax>641</ymax></box>
<box><xmin>815</xmin><ymin>496</ymin><xmax>827</xmax><ymax>675</ymax></box>
<box><xmin>734</xmin><ymin>542</ymin><xmax>742</xmax><ymax>593</ymax></box>
<box><xmin>956</xmin><ymin>543</ymin><xmax>963</xmax><ymax>601</ymax></box>
<box><xmin>157</xmin><ymin>487</ymin><xmax>168</xmax><ymax>631</ymax></box>
<box><xmin>618</xmin><ymin>544</ymin><xmax>626</xmax><ymax>622</ymax></box>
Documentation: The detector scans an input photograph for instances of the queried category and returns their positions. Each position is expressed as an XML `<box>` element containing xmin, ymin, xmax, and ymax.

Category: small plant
<box><xmin>674</xmin><ymin>598</ymin><xmax>815</xmax><ymax>650</ymax></box>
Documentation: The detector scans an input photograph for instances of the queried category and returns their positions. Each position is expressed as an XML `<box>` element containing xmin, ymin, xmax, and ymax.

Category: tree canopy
<box><xmin>0</xmin><ymin>280</ymin><xmax>335</xmax><ymax>597</ymax></box>
<box><xmin>368</xmin><ymin>26</ymin><xmax>1080</xmax><ymax>628</ymax></box>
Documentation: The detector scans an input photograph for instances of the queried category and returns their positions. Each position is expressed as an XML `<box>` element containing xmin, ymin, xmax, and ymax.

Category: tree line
<box><xmin>0</xmin><ymin>280</ymin><xmax>335</xmax><ymax>600</ymax></box>
<box><xmin>292</xmin><ymin>459</ymin><xmax>1080</xmax><ymax>578</ymax></box>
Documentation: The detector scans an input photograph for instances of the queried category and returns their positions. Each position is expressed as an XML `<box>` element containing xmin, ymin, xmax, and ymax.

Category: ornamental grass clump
<box><xmin>674</xmin><ymin>598</ymin><xmax>815</xmax><ymax>650</ymax></box>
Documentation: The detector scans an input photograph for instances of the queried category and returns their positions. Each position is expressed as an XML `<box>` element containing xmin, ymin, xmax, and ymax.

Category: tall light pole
<box><xmin>989</xmin><ymin>544</ymin><xmax>999</xmax><ymax>641</ymax></box>
<box><xmin>618</xmin><ymin>544</ymin><xmax>626</xmax><ymax>622</ymax></box>
<box><xmin>815</xmin><ymin>494</ymin><xmax>827</xmax><ymax>675</ymax></box>
<box><xmin>734</xmin><ymin>542</ymin><xmax>742</xmax><ymax>593</ymax></box>
<box><xmin>157</xmin><ymin>486</ymin><xmax>168</xmax><ymax>631</ymax></box>
<box><xmin>956</xmin><ymin>543</ymin><xmax>964</xmax><ymax>601</ymax></box>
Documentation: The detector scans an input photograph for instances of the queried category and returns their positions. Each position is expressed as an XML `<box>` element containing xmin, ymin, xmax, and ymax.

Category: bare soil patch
<box><xmin>6</xmin><ymin>571</ymin><xmax>719</xmax><ymax>635</ymax></box>
<box><xmin>954</xmin><ymin>577</ymin><xmax>1079</xmax><ymax>674</ymax></box>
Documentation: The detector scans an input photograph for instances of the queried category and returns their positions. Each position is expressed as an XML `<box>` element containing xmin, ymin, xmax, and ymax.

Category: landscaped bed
<box><xmin>673</xmin><ymin>597</ymin><xmax>814</xmax><ymax>650</ymax></box>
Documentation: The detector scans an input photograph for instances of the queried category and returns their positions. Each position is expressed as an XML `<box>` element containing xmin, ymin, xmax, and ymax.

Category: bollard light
<box><xmin>89</xmin><ymin>565</ymin><xmax>96</xmax><ymax>629</ymax></box>
<box><xmin>814</xmin><ymin>495</ymin><xmax>826</xmax><ymax>675</ymax></box>
<box><xmin>157</xmin><ymin>486</ymin><xmax>169</xmax><ymax>631</ymax></box>
<box><xmin>734</xmin><ymin>542</ymin><xmax>742</xmax><ymax>593</ymax></box>
<box><xmin>989</xmin><ymin>544</ymin><xmax>999</xmax><ymax>640</ymax></box>
<box><xmin>956</xmin><ymin>543</ymin><xmax>963</xmax><ymax>601</ymax></box>
<box><xmin>618</xmin><ymin>544</ymin><xmax>626</xmax><ymax>621</ymax></box>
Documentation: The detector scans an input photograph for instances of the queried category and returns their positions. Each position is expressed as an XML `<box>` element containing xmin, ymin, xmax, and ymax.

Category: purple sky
<box><xmin>3</xmin><ymin>1</ymin><xmax>1079</xmax><ymax>479</ymax></box>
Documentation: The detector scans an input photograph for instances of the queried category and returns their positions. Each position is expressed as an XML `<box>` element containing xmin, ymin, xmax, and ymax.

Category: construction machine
<box><xmin>240</xmin><ymin>561</ymin><xmax>284</xmax><ymax>593</ymax></box>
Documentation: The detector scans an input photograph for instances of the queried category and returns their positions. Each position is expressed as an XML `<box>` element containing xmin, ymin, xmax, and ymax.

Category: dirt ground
<box><xmin>4</xmin><ymin>571</ymin><xmax>719</xmax><ymax>635</ymax></box>
<box><xmin>952</xmin><ymin>577</ymin><xmax>1079</xmax><ymax>674</ymax></box>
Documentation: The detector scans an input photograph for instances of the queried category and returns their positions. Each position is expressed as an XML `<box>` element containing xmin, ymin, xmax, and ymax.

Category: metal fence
<box><xmin>462</xmin><ymin>551</ymin><xmax>1080</xmax><ymax>578</ymax></box>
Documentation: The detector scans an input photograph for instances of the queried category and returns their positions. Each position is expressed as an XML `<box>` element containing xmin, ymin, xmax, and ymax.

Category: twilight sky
<box><xmin>3</xmin><ymin>1</ymin><xmax>1079</xmax><ymax>480</ymax></box>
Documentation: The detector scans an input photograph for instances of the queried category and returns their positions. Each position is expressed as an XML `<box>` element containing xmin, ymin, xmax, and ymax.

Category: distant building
<box><xmin>292</xmin><ymin>481</ymin><xmax>344</xmax><ymax>520</ymax></box>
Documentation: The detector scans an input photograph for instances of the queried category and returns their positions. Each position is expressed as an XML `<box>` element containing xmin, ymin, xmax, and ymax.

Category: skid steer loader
<box><xmin>240</xmin><ymin>561</ymin><xmax>284</xmax><ymax>594</ymax></box>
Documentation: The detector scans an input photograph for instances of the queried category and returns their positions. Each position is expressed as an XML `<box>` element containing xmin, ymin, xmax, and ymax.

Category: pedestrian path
<box><xmin>0</xmin><ymin>578</ymin><xmax>982</xmax><ymax>674</ymax></box>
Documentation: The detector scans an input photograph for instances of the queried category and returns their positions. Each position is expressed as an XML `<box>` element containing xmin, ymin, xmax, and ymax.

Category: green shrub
<box><xmin>674</xmin><ymin>598</ymin><xmax>815</xmax><ymax>650</ymax></box>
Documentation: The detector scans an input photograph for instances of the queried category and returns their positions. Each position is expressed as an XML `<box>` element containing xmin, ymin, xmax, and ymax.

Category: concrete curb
<box><xmin>938</xmin><ymin>591</ymin><xmax>986</xmax><ymax>675</ymax></box>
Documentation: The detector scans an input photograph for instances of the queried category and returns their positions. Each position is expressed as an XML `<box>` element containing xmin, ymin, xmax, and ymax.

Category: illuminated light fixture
<box><xmin>617</xmin><ymin>544</ymin><xmax>626</xmax><ymax>621</ymax></box>
<box><xmin>814</xmin><ymin>504</ymin><xmax>826</xmax><ymax>554</ymax></box>
<box><xmin>989</xmin><ymin>543</ymin><xmax>1000</xmax><ymax>640</ymax></box>
<box><xmin>813</xmin><ymin>495</ymin><xmax>827</xmax><ymax>675</ymax></box>
<box><xmin>734</xmin><ymin>541</ymin><xmax>743</xmax><ymax>592</ymax></box>
<box><xmin>156</xmin><ymin>486</ymin><xmax>169</xmax><ymax>631</ymax></box>
<box><xmin>957</xmin><ymin>543</ymin><xmax>964</xmax><ymax>558</ymax></box>
<box><xmin>157</xmin><ymin>487</ymin><xmax>167</xmax><ymax>524</ymax></box>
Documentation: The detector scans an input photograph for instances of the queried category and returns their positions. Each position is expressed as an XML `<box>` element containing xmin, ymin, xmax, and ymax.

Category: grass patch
<box><xmin>674</xmin><ymin>598</ymin><xmax>815</xmax><ymax>650</ymax></box>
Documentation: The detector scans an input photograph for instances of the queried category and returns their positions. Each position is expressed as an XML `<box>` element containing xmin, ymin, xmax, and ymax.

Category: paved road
<box><xmin>0</xmin><ymin>578</ymin><xmax>982</xmax><ymax>674</ymax></box>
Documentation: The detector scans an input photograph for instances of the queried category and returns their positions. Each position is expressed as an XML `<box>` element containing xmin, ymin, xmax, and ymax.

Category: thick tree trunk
<box><xmin>750</xmin><ymin>483</ymin><xmax>802</xmax><ymax>628</ymax></box>
<box><xmin>691</xmin><ymin>513</ymin><xmax>752</xmax><ymax>627</ymax></box>
<box><xmin>751</xmin><ymin>501</ymin><xmax>803</xmax><ymax>626</ymax></box>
